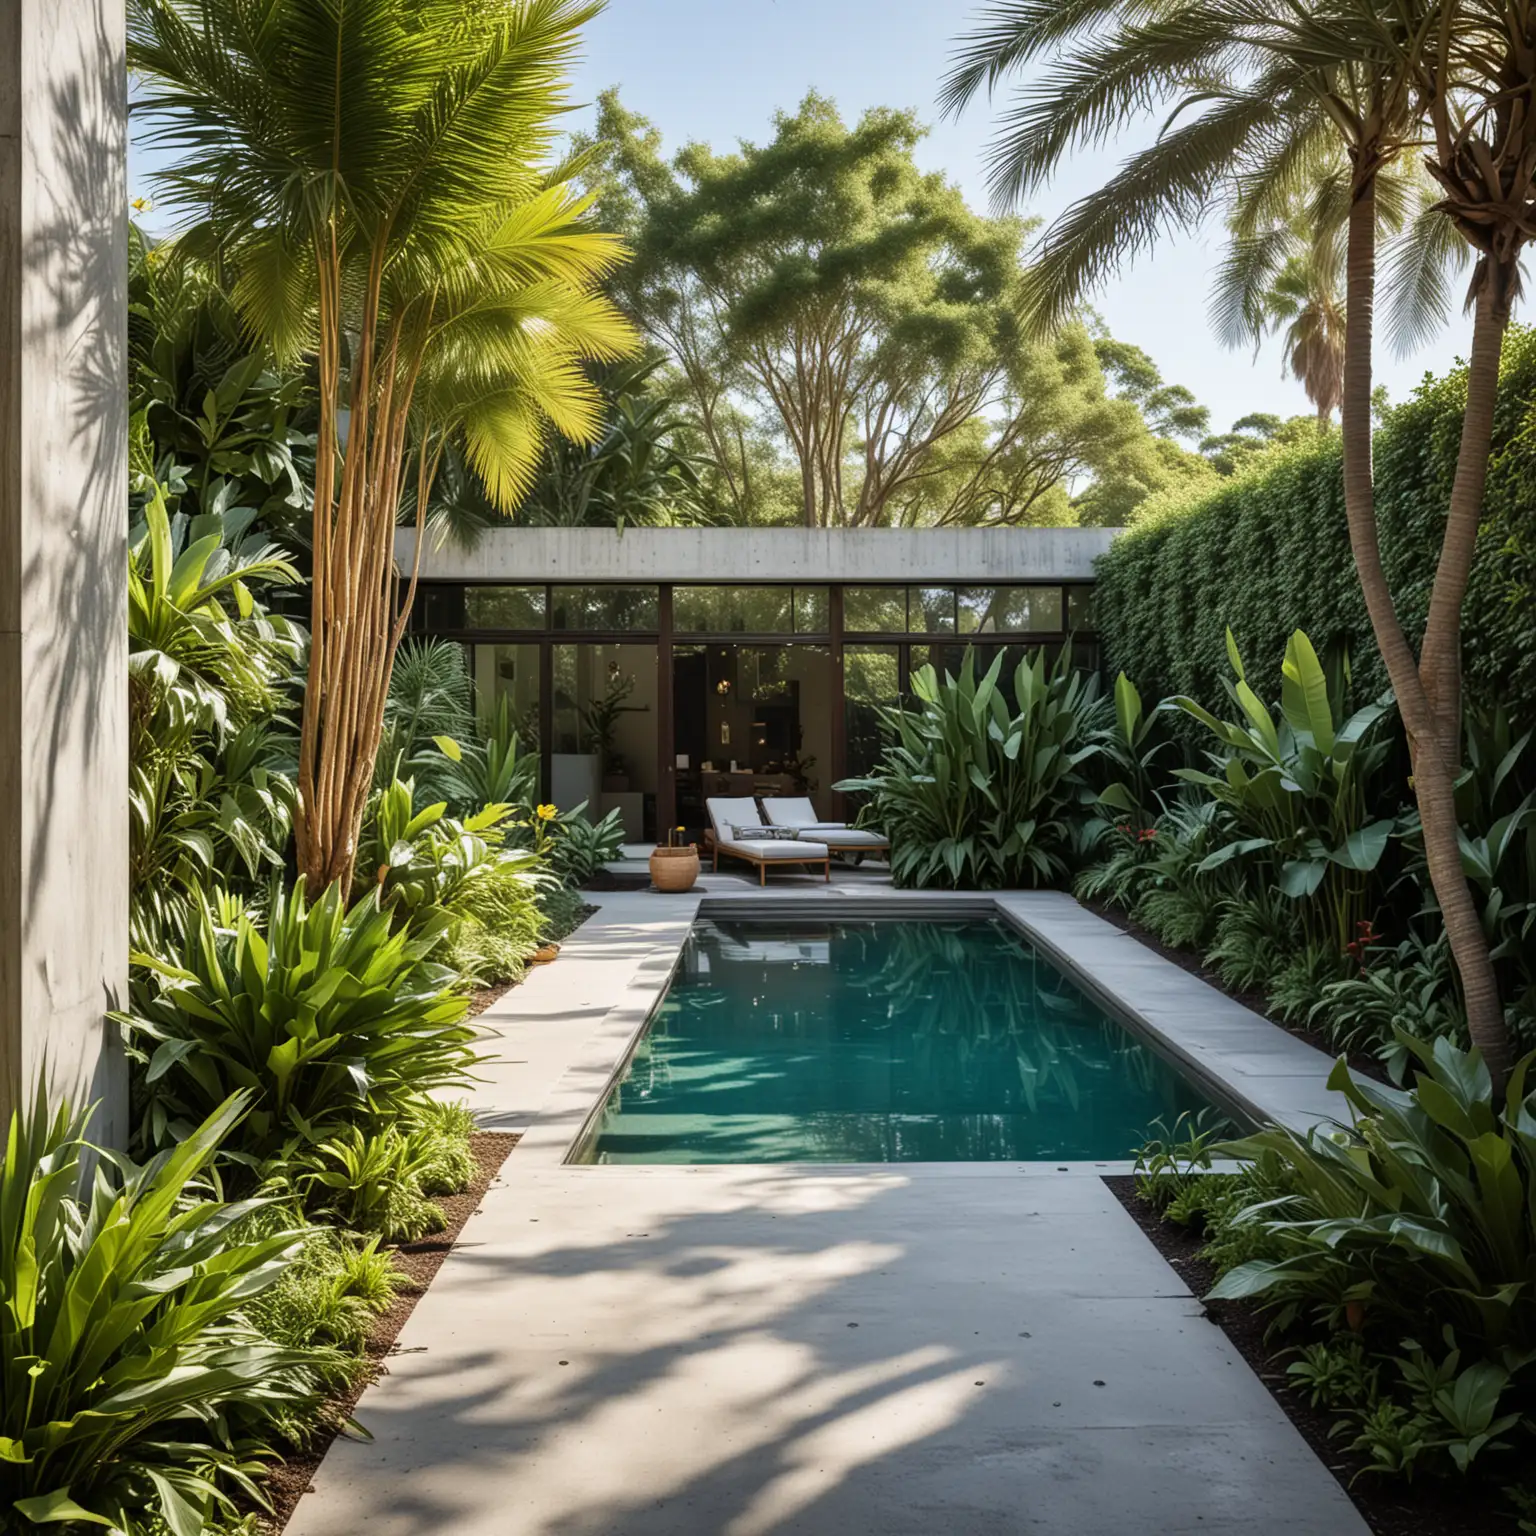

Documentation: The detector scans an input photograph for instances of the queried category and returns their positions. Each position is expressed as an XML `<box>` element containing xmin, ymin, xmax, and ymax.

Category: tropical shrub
<box><xmin>297</xmin><ymin>1125</ymin><xmax>446</xmax><ymax>1245</ymax></box>
<box><xmin>246</xmin><ymin>1224</ymin><xmax>404</xmax><ymax>1360</ymax></box>
<box><xmin>377</xmin><ymin>639</ymin><xmax>476</xmax><ymax>803</ymax></box>
<box><xmin>1095</xmin><ymin>672</ymin><xmax>1174</xmax><ymax>826</ymax></box>
<box><xmin>836</xmin><ymin>647</ymin><xmax>1105</xmax><ymax>890</ymax></box>
<box><xmin>535</xmin><ymin>802</ymin><xmax>627</xmax><ymax>888</ymax></box>
<box><xmin>435</xmin><ymin>697</ymin><xmax>540</xmax><ymax>817</ymax></box>
<box><xmin>1125</xmin><ymin>799</ymin><xmax>1236</xmax><ymax>951</ymax></box>
<box><xmin>129</xmin><ymin>221</ymin><xmax>316</xmax><ymax>540</ymax></box>
<box><xmin>1211</xmin><ymin>1036</ymin><xmax>1536</xmax><ymax>1355</ymax></box>
<box><xmin>1173</xmin><ymin>629</ymin><xmax>1396</xmax><ymax>953</ymax></box>
<box><xmin>128</xmin><ymin>483</ymin><xmax>304</xmax><ymax>946</ymax></box>
<box><xmin>1449</xmin><ymin>706</ymin><xmax>1536</xmax><ymax>1026</ymax></box>
<box><xmin>0</xmin><ymin>1090</ymin><xmax>328</xmax><ymax>1534</ymax></box>
<box><xmin>119</xmin><ymin>881</ymin><xmax>475</xmax><ymax>1159</ymax></box>
<box><xmin>1187</xmin><ymin>1036</ymin><xmax>1536</xmax><ymax>1486</ymax></box>
<box><xmin>1312</xmin><ymin>934</ymin><xmax>1465</xmax><ymax>1072</ymax></box>
<box><xmin>1204</xmin><ymin>885</ymin><xmax>1304</xmax><ymax>994</ymax></box>
<box><xmin>359</xmin><ymin>774</ymin><xmax>547</xmax><ymax>983</ymax></box>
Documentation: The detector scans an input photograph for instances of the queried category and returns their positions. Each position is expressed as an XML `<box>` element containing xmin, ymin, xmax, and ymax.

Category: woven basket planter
<box><xmin>649</xmin><ymin>845</ymin><xmax>700</xmax><ymax>893</ymax></box>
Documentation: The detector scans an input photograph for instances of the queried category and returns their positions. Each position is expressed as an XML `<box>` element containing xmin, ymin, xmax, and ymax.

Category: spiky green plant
<box><xmin>119</xmin><ymin>880</ymin><xmax>475</xmax><ymax>1157</ymax></box>
<box><xmin>0</xmin><ymin>1091</ymin><xmax>327</xmax><ymax>1534</ymax></box>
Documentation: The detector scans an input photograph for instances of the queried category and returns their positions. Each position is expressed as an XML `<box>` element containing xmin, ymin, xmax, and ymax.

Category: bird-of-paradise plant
<box><xmin>129</xmin><ymin>0</ymin><xmax>639</xmax><ymax>893</ymax></box>
<box><xmin>942</xmin><ymin>0</ymin><xmax>1523</xmax><ymax>1086</ymax></box>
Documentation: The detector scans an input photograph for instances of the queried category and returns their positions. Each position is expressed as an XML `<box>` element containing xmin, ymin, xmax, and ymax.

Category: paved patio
<box><xmin>286</xmin><ymin>877</ymin><xmax>1367</xmax><ymax>1536</ymax></box>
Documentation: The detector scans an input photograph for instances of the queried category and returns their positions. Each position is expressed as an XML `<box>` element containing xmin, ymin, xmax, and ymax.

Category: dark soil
<box><xmin>584</xmin><ymin>867</ymin><xmax>650</xmax><ymax>891</ymax></box>
<box><xmin>1083</xmin><ymin>899</ymin><xmax>1391</xmax><ymax>1085</ymax></box>
<box><xmin>1105</xmin><ymin>1176</ymin><xmax>1519</xmax><ymax>1536</ymax></box>
<box><xmin>260</xmin><ymin>1133</ymin><xmax>519</xmax><ymax>1533</ymax></box>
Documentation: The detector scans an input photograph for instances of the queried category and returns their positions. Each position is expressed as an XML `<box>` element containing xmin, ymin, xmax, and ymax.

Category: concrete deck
<box><xmin>287</xmin><ymin>877</ymin><xmax>1366</xmax><ymax>1536</ymax></box>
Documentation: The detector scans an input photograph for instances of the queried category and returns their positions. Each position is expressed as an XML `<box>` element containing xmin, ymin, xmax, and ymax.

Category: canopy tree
<box><xmin>943</xmin><ymin>0</ymin><xmax>1529</xmax><ymax>1084</ymax></box>
<box><xmin>130</xmin><ymin>0</ymin><xmax>637</xmax><ymax>891</ymax></box>
<box><xmin>582</xmin><ymin>90</ymin><xmax>1176</xmax><ymax>528</ymax></box>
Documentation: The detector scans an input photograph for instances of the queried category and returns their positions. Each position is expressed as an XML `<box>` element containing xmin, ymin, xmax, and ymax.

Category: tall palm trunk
<box><xmin>1419</xmin><ymin>280</ymin><xmax>1510</xmax><ymax>764</ymax></box>
<box><xmin>1338</xmin><ymin>165</ymin><xmax>1510</xmax><ymax>1089</ymax></box>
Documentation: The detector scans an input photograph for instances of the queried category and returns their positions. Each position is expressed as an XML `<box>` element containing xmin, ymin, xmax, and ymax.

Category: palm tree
<box><xmin>942</xmin><ymin>0</ymin><xmax>1517</xmax><ymax>1084</ymax></box>
<box><xmin>1260</xmin><ymin>246</ymin><xmax>1348</xmax><ymax>426</ymax></box>
<box><xmin>129</xmin><ymin>0</ymin><xmax>638</xmax><ymax>891</ymax></box>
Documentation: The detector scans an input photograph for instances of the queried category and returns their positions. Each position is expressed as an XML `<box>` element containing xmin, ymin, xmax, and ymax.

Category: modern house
<box><xmin>398</xmin><ymin>526</ymin><xmax>1121</xmax><ymax>840</ymax></box>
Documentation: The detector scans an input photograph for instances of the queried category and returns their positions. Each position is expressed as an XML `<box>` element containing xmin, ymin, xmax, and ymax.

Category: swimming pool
<box><xmin>576</xmin><ymin>917</ymin><xmax>1226</xmax><ymax>1163</ymax></box>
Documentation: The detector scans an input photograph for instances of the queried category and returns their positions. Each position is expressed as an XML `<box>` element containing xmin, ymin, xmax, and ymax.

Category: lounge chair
<box><xmin>705</xmin><ymin>797</ymin><xmax>830</xmax><ymax>885</ymax></box>
<box><xmin>761</xmin><ymin>796</ymin><xmax>890</xmax><ymax>860</ymax></box>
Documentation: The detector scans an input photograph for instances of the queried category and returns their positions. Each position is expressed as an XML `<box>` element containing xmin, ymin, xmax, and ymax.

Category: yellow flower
<box><xmin>536</xmin><ymin>803</ymin><xmax>558</xmax><ymax>821</ymax></box>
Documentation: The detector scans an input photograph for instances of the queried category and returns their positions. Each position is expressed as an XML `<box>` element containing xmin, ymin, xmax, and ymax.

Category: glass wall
<box><xmin>674</xmin><ymin>585</ymin><xmax>829</xmax><ymax>635</ymax></box>
<box><xmin>465</xmin><ymin>586</ymin><xmax>545</xmax><ymax>629</ymax></box>
<box><xmin>551</xmin><ymin>643</ymin><xmax>658</xmax><ymax>842</ymax></box>
<box><xmin>405</xmin><ymin>577</ymin><xmax>1099</xmax><ymax>836</ymax></box>
<box><xmin>550</xmin><ymin>586</ymin><xmax>659</xmax><ymax>631</ymax></box>
<box><xmin>844</xmin><ymin>644</ymin><xmax>901</xmax><ymax>783</ymax></box>
<box><xmin>469</xmin><ymin>643</ymin><xmax>540</xmax><ymax>744</ymax></box>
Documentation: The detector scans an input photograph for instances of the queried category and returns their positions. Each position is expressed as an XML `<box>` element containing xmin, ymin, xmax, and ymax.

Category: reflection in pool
<box><xmin>578</xmin><ymin>918</ymin><xmax>1224</xmax><ymax>1163</ymax></box>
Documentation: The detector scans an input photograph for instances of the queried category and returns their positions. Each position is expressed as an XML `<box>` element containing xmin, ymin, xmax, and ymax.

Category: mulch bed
<box><xmin>1105</xmin><ymin>1176</ymin><xmax>1518</xmax><ymax>1536</ymax></box>
<box><xmin>260</xmin><ymin>1132</ymin><xmax>519</xmax><ymax>1533</ymax></box>
<box><xmin>1083</xmin><ymin>899</ymin><xmax>1391</xmax><ymax>1085</ymax></box>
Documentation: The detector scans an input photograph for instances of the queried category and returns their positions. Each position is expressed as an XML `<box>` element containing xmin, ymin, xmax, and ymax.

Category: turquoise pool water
<box><xmin>578</xmin><ymin>918</ymin><xmax>1224</xmax><ymax>1163</ymax></box>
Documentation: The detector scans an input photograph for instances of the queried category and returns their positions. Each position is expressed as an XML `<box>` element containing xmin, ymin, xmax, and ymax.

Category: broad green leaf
<box><xmin>1280</xmin><ymin>630</ymin><xmax>1335</xmax><ymax>754</ymax></box>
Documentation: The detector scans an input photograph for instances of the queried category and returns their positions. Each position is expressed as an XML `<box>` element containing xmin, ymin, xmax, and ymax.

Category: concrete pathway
<box><xmin>287</xmin><ymin>881</ymin><xmax>1367</xmax><ymax>1536</ymax></box>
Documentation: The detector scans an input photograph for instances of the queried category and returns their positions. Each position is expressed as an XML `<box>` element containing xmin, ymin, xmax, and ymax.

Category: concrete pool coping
<box><xmin>507</xmin><ymin>885</ymin><xmax>1347</xmax><ymax>1172</ymax></box>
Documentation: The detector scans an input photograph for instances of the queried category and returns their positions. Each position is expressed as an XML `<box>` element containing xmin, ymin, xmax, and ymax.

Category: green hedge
<box><xmin>1094</xmin><ymin>328</ymin><xmax>1536</xmax><ymax>726</ymax></box>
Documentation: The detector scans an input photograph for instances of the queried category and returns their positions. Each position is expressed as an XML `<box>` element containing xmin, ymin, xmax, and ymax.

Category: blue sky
<box><xmin>129</xmin><ymin>0</ymin><xmax>1469</xmax><ymax>423</ymax></box>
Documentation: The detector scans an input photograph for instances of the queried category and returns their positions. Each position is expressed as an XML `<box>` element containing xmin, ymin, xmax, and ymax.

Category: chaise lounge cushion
<box><xmin>761</xmin><ymin>796</ymin><xmax>889</xmax><ymax>848</ymax></box>
<box><xmin>706</xmin><ymin>798</ymin><xmax>828</xmax><ymax>861</ymax></box>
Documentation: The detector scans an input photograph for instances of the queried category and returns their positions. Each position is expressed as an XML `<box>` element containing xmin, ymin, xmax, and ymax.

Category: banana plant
<box><xmin>1173</xmin><ymin>628</ymin><xmax>1396</xmax><ymax>952</ymax></box>
<box><xmin>1096</xmin><ymin>671</ymin><xmax>1175</xmax><ymax>823</ymax></box>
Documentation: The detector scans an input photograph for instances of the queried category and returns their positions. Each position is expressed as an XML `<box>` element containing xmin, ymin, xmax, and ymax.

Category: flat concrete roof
<box><xmin>395</xmin><ymin>526</ymin><xmax>1123</xmax><ymax>584</ymax></box>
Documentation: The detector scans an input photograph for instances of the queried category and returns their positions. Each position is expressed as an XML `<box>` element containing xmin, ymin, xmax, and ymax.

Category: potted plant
<box><xmin>650</xmin><ymin>826</ymin><xmax>699</xmax><ymax>893</ymax></box>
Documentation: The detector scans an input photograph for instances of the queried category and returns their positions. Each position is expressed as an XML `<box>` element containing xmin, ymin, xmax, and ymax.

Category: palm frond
<box><xmin>976</xmin><ymin>13</ymin><xmax>1253</xmax><ymax>208</ymax></box>
<box><xmin>1022</xmin><ymin>84</ymin><xmax>1296</xmax><ymax>334</ymax></box>
<box><xmin>1381</xmin><ymin>196</ymin><xmax>1472</xmax><ymax>356</ymax></box>
<box><xmin>938</xmin><ymin>0</ymin><xmax>1166</xmax><ymax>117</ymax></box>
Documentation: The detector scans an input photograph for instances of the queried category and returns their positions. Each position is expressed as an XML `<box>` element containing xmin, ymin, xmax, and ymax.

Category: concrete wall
<box><xmin>397</xmin><ymin>526</ymin><xmax>1123</xmax><ymax>584</ymax></box>
<box><xmin>0</xmin><ymin>0</ymin><xmax>128</xmax><ymax>1135</ymax></box>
